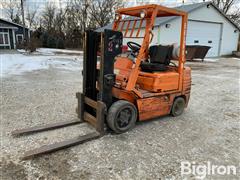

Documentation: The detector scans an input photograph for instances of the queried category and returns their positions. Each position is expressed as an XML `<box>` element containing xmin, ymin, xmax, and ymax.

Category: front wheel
<box><xmin>107</xmin><ymin>100</ymin><xmax>137</xmax><ymax>134</ymax></box>
<box><xmin>171</xmin><ymin>97</ymin><xmax>185</xmax><ymax>117</ymax></box>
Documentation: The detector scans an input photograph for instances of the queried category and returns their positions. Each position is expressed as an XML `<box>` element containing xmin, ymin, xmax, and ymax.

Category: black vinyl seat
<box><xmin>140</xmin><ymin>45</ymin><xmax>173</xmax><ymax>72</ymax></box>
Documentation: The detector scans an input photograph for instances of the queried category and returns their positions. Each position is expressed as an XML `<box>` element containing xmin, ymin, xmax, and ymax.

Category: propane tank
<box><xmin>172</xmin><ymin>43</ymin><xmax>180</xmax><ymax>60</ymax></box>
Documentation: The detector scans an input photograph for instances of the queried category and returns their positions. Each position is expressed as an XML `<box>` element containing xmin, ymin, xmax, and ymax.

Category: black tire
<box><xmin>171</xmin><ymin>97</ymin><xmax>185</xmax><ymax>117</ymax></box>
<box><xmin>107</xmin><ymin>100</ymin><xmax>137</xmax><ymax>134</ymax></box>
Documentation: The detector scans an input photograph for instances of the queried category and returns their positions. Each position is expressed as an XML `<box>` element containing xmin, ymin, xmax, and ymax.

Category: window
<box><xmin>16</xmin><ymin>34</ymin><xmax>23</xmax><ymax>43</ymax></box>
<box><xmin>0</xmin><ymin>34</ymin><xmax>3</xmax><ymax>44</ymax></box>
<box><xmin>4</xmin><ymin>34</ymin><xmax>9</xmax><ymax>44</ymax></box>
<box><xmin>0</xmin><ymin>32</ymin><xmax>10</xmax><ymax>46</ymax></box>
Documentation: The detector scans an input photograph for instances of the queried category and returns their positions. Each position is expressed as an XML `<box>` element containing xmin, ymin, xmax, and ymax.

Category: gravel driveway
<box><xmin>1</xmin><ymin>56</ymin><xmax>239</xmax><ymax>179</ymax></box>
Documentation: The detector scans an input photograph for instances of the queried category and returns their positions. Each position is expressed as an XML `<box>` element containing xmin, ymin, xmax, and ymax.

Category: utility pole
<box><xmin>20</xmin><ymin>0</ymin><xmax>26</xmax><ymax>42</ymax></box>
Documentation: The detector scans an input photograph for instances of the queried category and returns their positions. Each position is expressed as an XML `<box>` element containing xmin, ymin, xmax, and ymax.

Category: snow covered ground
<box><xmin>1</xmin><ymin>48</ymin><xmax>225</xmax><ymax>78</ymax></box>
<box><xmin>1</xmin><ymin>53</ymin><xmax>82</xmax><ymax>77</ymax></box>
<box><xmin>17</xmin><ymin>48</ymin><xmax>83</xmax><ymax>56</ymax></box>
<box><xmin>201</xmin><ymin>58</ymin><xmax>219</xmax><ymax>62</ymax></box>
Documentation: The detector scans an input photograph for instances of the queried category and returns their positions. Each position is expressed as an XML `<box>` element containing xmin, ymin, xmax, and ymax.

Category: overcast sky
<box><xmin>23</xmin><ymin>0</ymin><xmax>195</xmax><ymax>8</ymax></box>
<box><xmin>1</xmin><ymin>0</ymin><xmax>239</xmax><ymax>19</ymax></box>
<box><xmin>0</xmin><ymin>0</ymin><xmax>200</xmax><ymax>19</ymax></box>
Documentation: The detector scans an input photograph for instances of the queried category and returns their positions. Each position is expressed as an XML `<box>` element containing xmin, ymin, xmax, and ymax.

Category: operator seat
<box><xmin>140</xmin><ymin>45</ymin><xmax>173</xmax><ymax>72</ymax></box>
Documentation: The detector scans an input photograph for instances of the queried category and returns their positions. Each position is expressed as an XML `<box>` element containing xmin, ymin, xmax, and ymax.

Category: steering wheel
<box><xmin>127</xmin><ymin>41</ymin><xmax>141</xmax><ymax>57</ymax></box>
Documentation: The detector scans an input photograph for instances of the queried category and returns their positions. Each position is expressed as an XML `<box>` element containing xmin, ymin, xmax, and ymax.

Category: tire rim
<box><xmin>116</xmin><ymin>107</ymin><xmax>132</xmax><ymax>128</ymax></box>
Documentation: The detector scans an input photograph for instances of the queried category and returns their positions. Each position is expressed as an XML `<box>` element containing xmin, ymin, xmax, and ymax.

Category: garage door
<box><xmin>186</xmin><ymin>21</ymin><xmax>222</xmax><ymax>57</ymax></box>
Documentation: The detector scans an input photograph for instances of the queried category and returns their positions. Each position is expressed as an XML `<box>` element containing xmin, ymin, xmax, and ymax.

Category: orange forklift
<box><xmin>12</xmin><ymin>4</ymin><xmax>191</xmax><ymax>159</ymax></box>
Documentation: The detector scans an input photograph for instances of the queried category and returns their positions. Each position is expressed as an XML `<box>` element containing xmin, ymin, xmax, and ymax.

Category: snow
<box><xmin>1</xmin><ymin>49</ymin><xmax>223</xmax><ymax>78</ymax></box>
<box><xmin>202</xmin><ymin>58</ymin><xmax>220</xmax><ymax>62</ymax></box>
<box><xmin>232</xmin><ymin>57</ymin><xmax>240</xmax><ymax>61</ymax></box>
<box><xmin>1</xmin><ymin>53</ymin><xmax>82</xmax><ymax>77</ymax></box>
<box><xmin>17</xmin><ymin>48</ymin><xmax>83</xmax><ymax>56</ymax></box>
<box><xmin>39</xmin><ymin>48</ymin><xmax>82</xmax><ymax>53</ymax></box>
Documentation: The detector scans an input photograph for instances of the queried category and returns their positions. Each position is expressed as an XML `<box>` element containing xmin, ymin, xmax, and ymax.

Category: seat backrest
<box><xmin>149</xmin><ymin>45</ymin><xmax>173</xmax><ymax>65</ymax></box>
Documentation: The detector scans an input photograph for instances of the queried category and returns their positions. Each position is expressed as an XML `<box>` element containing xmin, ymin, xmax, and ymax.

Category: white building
<box><xmin>99</xmin><ymin>2</ymin><xmax>240</xmax><ymax>57</ymax></box>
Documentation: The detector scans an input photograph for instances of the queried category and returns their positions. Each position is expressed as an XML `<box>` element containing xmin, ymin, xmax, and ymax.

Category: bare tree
<box><xmin>212</xmin><ymin>0</ymin><xmax>237</xmax><ymax>14</ymax></box>
<box><xmin>25</xmin><ymin>6</ymin><xmax>38</xmax><ymax>29</ymax></box>
<box><xmin>89</xmin><ymin>0</ymin><xmax>124</xmax><ymax>28</ymax></box>
<box><xmin>66</xmin><ymin>0</ymin><xmax>90</xmax><ymax>32</ymax></box>
<box><xmin>228</xmin><ymin>8</ymin><xmax>240</xmax><ymax>25</ymax></box>
<box><xmin>1</xmin><ymin>0</ymin><xmax>21</xmax><ymax>22</ymax></box>
<box><xmin>41</xmin><ymin>3</ymin><xmax>57</xmax><ymax>31</ymax></box>
<box><xmin>53</xmin><ymin>7</ymin><xmax>67</xmax><ymax>33</ymax></box>
<box><xmin>62</xmin><ymin>1</ymin><xmax>86</xmax><ymax>48</ymax></box>
<box><xmin>21</xmin><ymin>0</ymin><xmax>126</xmax><ymax>49</ymax></box>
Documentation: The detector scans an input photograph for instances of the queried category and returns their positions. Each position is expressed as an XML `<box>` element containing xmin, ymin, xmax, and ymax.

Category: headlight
<box><xmin>140</xmin><ymin>11</ymin><xmax>146</xmax><ymax>18</ymax></box>
<box><xmin>115</xmin><ymin>13</ymin><xmax>120</xmax><ymax>20</ymax></box>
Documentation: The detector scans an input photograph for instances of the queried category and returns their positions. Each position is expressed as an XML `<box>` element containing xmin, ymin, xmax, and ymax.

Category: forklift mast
<box><xmin>82</xmin><ymin>29</ymin><xmax>122</xmax><ymax>107</ymax></box>
<box><xmin>76</xmin><ymin>29</ymin><xmax>123</xmax><ymax>134</ymax></box>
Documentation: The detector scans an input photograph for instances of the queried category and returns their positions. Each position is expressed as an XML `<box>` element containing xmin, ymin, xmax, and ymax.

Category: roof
<box><xmin>154</xmin><ymin>2</ymin><xmax>209</xmax><ymax>26</ymax></box>
<box><xmin>116</xmin><ymin>4</ymin><xmax>186</xmax><ymax>18</ymax></box>
<box><xmin>97</xmin><ymin>2</ymin><xmax>240</xmax><ymax>32</ymax></box>
<box><xmin>0</xmin><ymin>18</ymin><xmax>29</xmax><ymax>30</ymax></box>
<box><xmin>160</xmin><ymin>2</ymin><xmax>240</xmax><ymax>30</ymax></box>
<box><xmin>0</xmin><ymin>21</ymin><xmax>18</xmax><ymax>29</ymax></box>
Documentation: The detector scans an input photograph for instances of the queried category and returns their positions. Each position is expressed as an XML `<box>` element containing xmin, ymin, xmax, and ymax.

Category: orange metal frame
<box><xmin>112</xmin><ymin>4</ymin><xmax>188</xmax><ymax>93</ymax></box>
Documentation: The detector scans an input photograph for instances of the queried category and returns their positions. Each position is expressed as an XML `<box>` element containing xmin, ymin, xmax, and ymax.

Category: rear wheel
<box><xmin>171</xmin><ymin>97</ymin><xmax>185</xmax><ymax>116</ymax></box>
<box><xmin>107</xmin><ymin>100</ymin><xmax>137</xmax><ymax>134</ymax></box>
